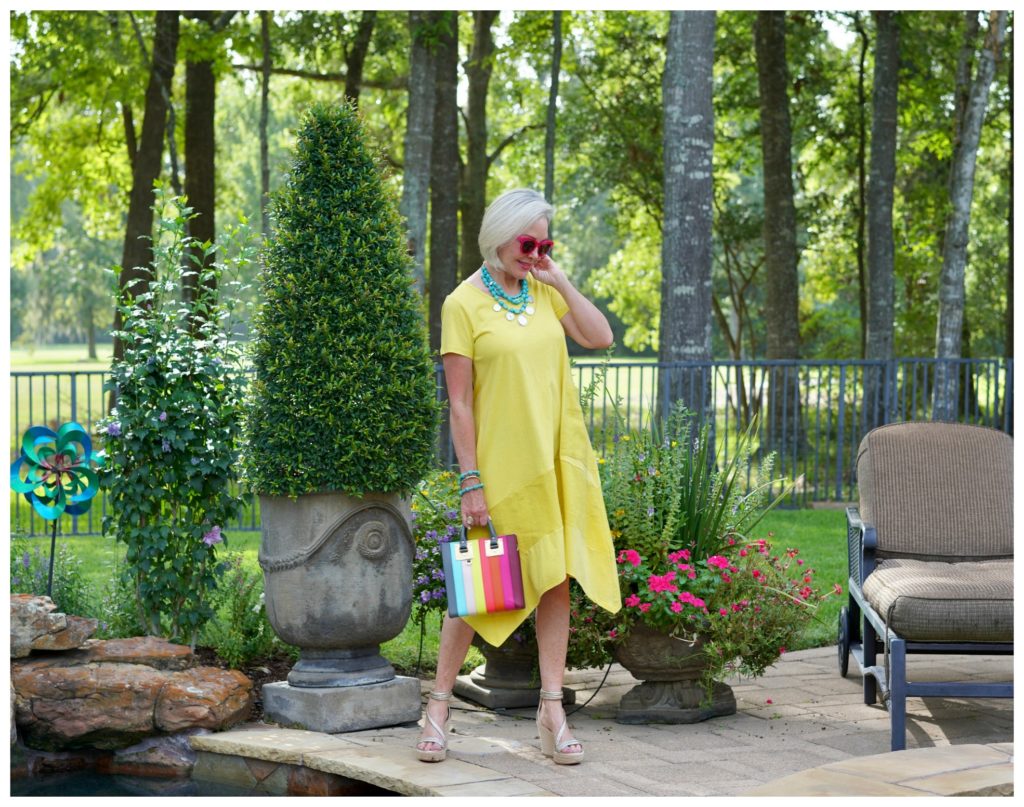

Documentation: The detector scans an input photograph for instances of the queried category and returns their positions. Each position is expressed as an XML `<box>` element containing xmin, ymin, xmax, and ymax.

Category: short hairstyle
<box><xmin>478</xmin><ymin>188</ymin><xmax>554</xmax><ymax>268</ymax></box>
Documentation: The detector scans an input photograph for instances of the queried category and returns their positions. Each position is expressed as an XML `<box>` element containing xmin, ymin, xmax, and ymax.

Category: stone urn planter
<box><xmin>258</xmin><ymin>492</ymin><xmax>421</xmax><ymax>732</ymax></box>
<box><xmin>454</xmin><ymin>631</ymin><xmax>575</xmax><ymax>709</ymax></box>
<box><xmin>613</xmin><ymin>621</ymin><xmax>735</xmax><ymax>724</ymax></box>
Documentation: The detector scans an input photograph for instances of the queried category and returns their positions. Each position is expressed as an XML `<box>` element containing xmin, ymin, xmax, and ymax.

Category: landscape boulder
<box><xmin>10</xmin><ymin>595</ymin><xmax>97</xmax><ymax>658</ymax></box>
<box><xmin>11</xmin><ymin>631</ymin><xmax>252</xmax><ymax>751</ymax></box>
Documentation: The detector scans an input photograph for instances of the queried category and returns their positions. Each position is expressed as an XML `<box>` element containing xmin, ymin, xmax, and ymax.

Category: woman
<box><xmin>417</xmin><ymin>188</ymin><xmax>620</xmax><ymax>765</ymax></box>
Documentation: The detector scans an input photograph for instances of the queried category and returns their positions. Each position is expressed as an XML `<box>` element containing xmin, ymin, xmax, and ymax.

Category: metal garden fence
<box><xmin>10</xmin><ymin>357</ymin><xmax>1012</xmax><ymax>536</ymax></box>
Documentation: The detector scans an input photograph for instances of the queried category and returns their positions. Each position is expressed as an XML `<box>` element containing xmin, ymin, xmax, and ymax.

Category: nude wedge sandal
<box><xmin>416</xmin><ymin>691</ymin><xmax>452</xmax><ymax>762</ymax></box>
<box><xmin>536</xmin><ymin>689</ymin><xmax>584</xmax><ymax>765</ymax></box>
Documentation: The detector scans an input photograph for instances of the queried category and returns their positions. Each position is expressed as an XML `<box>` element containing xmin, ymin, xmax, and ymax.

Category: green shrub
<box><xmin>10</xmin><ymin>537</ymin><xmax>92</xmax><ymax>618</ymax></box>
<box><xmin>200</xmin><ymin>554</ymin><xmax>295</xmax><ymax>668</ymax></box>
<box><xmin>100</xmin><ymin>190</ymin><xmax>254</xmax><ymax>645</ymax></box>
<box><xmin>244</xmin><ymin>101</ymin><xmax>440</xmax><ymax>498</ymax></box>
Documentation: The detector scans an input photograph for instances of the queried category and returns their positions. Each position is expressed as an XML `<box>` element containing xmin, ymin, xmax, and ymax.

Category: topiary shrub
<box><xmin>244</xmin><ymin>101</ymin><xmax>439</xmax><ymax>497</ymax></box>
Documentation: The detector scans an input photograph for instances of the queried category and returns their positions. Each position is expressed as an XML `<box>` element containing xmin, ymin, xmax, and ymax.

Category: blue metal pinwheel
<box><xmin>10</xmin><ymin>422</ymin><xmax>104</xmax><ymax>597</ymax></box>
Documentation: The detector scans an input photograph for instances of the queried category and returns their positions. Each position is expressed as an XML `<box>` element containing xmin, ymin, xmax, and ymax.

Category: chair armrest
<box><xmin>846</xmin><ymin>506</ymin><xmax>878</xmax><ymax>587</ymax></box>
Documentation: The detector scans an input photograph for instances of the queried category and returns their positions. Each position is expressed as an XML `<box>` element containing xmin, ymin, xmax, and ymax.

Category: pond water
<box><xmin>11</xmin><ymin>770</ymin><xmax>283</xmax><ymax>797</ymax></box>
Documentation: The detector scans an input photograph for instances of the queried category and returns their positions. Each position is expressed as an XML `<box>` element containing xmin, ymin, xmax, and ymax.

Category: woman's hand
<box><xmin>461</xmin><ymin>486</ymin><xmax>489</xmax><ymax>531</ymax></box>
<box><xmin>529</xmin><ymin>255</ymin><xmax>568</xmax><ymax>290</ymax></box>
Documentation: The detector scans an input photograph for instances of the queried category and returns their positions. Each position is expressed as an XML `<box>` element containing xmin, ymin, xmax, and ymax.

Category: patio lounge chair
<box><xmin>838</xmin><ymin>421</ymin><xmax>1013</xmax><ymax>751</ymax></box>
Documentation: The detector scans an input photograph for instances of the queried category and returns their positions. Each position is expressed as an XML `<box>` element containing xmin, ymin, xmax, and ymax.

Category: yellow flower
<box><xmin>671</xmin><ymin>441</ymin><xmax>678</xmax><ymax>447</ymax></box>
<box><xmin>610</xmin><ymin>530</ymin><xmax>622</xmax><ymax>538</ymax></box>
<box><xmin>621</xmin><ymin>435</ymin><xmax>631</xmax><ymax>441</ymax></box>
<box><xmin>614</xmin><ymin>508</ymin><xmax>625</xmax><ymax>517</ymax></box>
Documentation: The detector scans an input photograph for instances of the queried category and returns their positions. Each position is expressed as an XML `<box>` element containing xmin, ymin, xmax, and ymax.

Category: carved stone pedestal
<box><xmin>613</xmin><ymin>622</ymin><xmax>736</xmax><ymax>724</ymax></box>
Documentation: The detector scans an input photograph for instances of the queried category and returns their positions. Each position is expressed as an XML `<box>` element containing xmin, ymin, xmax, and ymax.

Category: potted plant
<box><xmin>244</xmin><ymin>101</ymin><xmax>440</xmax><ymax>732</ymax></box>
<box><xmin>568</xmin><ymin>406</ymin><xmax>839</xmax><ymax>723</ymax></box>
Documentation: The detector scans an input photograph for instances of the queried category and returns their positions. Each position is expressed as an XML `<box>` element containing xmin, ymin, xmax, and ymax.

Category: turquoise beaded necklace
<box><xmin>481</xmin><ymin>264</ymin><xmax>536</xmax><ymax>326</ymax></box>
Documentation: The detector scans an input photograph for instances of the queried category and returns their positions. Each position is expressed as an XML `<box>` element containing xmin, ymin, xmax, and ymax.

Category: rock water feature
<box><xmin>10</xmin><ymin>595</ymin><xmax>253</xmax><ymax>785</ymax></box>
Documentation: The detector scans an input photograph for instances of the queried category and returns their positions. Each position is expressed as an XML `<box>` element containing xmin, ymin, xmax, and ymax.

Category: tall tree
<box><xmin>400</xmin><ymin>10</ymin><xmax>440</xmax><ymax>295</ymax></box>
<box><xmin>544</xmin><ymin>11</ymin><xmax>563</xmax><ymax>208</ymax></box>
<box><xmin>112</xmin><ymin>9</ymin><xmax>180</xmax><ymax>374</ymax></box>
<box><xmin>428</xmin><ymin>11</ymin><xmax>460</xmax><ymax>354</ymax></box>
<box><xmin>933</xmin><ymin>11</ymin><xmax>1008</xmax><ymax>421</ymax></box>
<box><xmin>658</xmin><ymin>11</ymin><xmax>716</xmax><ymax>419</ymax></box>
<box><xmin>864</xmin><ymin>11</ymin><xmax>900</xmax><ymax>426</ymax></box>
<box><xmin>183</xmin><ymin>11</ymin><xmax>237</xmax><ymax>305</ymax></box>
<box><xmin>343</xmin><ymin>10</ymin><xmax>377</xmax><ymax>107</ymax></box>
<box><xmin>852</xmin><ymin>12</ymin><xmax>870</xmax><ymax>358</ymax></box>
<box><xmin>260</xmin><ymin>11</ymin><xmax>272</xmax><ymax>237</ymax></box>
<box><xmin>754</xmin><ymin>11</ymin><xmax>802</xmax><ymax>450</ymax></box>
<box><xmin>459</xmin><ymin>11</ymin><xmax>500</xmax><ymax>281</ymax></box>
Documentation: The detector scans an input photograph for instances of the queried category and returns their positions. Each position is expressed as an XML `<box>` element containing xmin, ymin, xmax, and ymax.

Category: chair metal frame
<box><xmin>839</xmin><ymin>506</ymin><xmax>1014</xmax><ymax>751</ymax></box>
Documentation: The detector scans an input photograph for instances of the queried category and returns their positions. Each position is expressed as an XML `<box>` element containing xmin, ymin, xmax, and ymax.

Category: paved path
<box><xmin>194</xmin><ymin>646</ymin><xmax>1012</xmax><ymax>797</ymax></box>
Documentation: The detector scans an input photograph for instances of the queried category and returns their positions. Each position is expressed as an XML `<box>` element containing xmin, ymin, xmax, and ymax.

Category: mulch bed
<box><xmin>192</xmin><ymin>646</ymin><xmax>294</xmax><ymax>723</ymax></box>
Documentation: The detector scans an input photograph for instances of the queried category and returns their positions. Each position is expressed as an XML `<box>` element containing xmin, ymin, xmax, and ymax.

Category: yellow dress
<box><xmin>440</xmin><ymin>277</ymin><xmax>621</xmax><ymax>646</ymax></box>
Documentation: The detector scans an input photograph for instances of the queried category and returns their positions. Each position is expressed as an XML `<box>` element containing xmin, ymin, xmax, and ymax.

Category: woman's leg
<box><xmin>418</xmin><ymin>614</ymin><xmax>475</xmax><ymax>751</ymax></box>
<box><xmin>534</xmin><ymin>578</ymin><xmax>581</xmax><ymax>755</ymax></box>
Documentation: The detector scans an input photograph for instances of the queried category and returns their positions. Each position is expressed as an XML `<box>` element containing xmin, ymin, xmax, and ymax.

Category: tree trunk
<box><xmin>183</xmin><ymin>10</ymin><xmax>217</xmax><ymax>307</ymax></box>
<box><xmin>401</xmin><ymin>10</ymin><xmax>439</xmax><ymax>296</ymax></box>
<box><xmin>429</xmin><ymin>11</ymin><xmax>460</xmax><ymax>463</ymax></box>
<box><xmin>344</xmin><ymin>10</ymin><xmax>376</xmax><ymax>108</ymax></box>
<box><xmin>459</xmin><ymin>10</ymin><xmax>499</xmax><ymax>281</ymax></box>
<box><xmin>112</xmin><ymin>9</ymin><xmax>179</xmax><ymax>381</ymax></box>
<box><xmin>1006</xmin><ymin>46</ymin><xmax>1013</xmax><ymax>363</ymax></box>
<box><xmin>544</xmin><ymin>11</ymin><xmax>562</xmax><ymax>209</ymax></box>
<box><xmin>260</xmin><ymin>11</ymin><xmax>272</xmax><ymax>237</ymax></box>
<box><xmin>658</xmin><ymin>10</ymin><xmax>715</xmax><ymax>422</ymax></box>
<box><xmin>86</xmin><ymin>306</ymin><xmax>97</xmax><ymax>360</ymax></box>
<box><xmin>754</xmin><ymin>11</ymin><xmax>802</xmax><ymax>453</ymax></box>
<box><xmin>429</xmin><ymin>11</ymin><xmax>460</xmax><ymax>356</ymax></box>
<box><xmin>853</xmin><ymin>12</ymin><xmax>869</xmax><ymax>359</ymax></box>
<box><xmin>933</xmin><ymin>11</ymin><xmax>1007</xmax><ymax>422</ymax></box>
<box><xmin>864</xmin><ymin>11</ymin><xmax>899</xmax><ymax>428</ymax></box>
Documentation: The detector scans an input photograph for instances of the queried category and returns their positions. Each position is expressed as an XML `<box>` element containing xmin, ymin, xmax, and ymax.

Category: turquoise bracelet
<box><xmin>458</xmin><ymin>470</ymin><xmax>481</xmax><ymax>483</ymax></box>
<box><xmin>459</xmin><ymin>482</ymin><xmax>484</xmax><ymax>496</ymax></box>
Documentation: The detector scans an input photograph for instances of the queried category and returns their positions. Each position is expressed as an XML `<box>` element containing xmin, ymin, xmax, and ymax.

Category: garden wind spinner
<box><xmin>10</xmin><ymin>421</ymin><xmax>103</xmax><ymax>596</ymax></box>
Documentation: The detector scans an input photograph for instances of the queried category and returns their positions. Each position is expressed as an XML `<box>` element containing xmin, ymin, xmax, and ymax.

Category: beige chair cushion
<box><xmin>857</xmin><ymin>422</ymin><xmax>1013</xmax><ymax>561</ymax></box>
<box><xmin>862</xmin><ymin>558</ymin><xmax>1014</xmax><ymax>642</ymax></box>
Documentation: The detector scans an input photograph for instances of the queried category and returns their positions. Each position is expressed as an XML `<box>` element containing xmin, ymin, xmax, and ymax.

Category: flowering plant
<box><xmin>568</xmin><ymin>405</ymin><xmax>839</xmax><ymax>688</ymax></box>
<box><xmin>409</xmin><ymin>470</ymin><xmax>461</xmax><ymax>626</ymax></box>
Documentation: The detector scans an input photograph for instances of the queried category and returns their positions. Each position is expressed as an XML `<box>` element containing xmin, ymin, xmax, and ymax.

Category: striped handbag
<box><xmin>440</xmin><ymin>520</ymin><xmax>525</xmax><ymax>618</ymax></box>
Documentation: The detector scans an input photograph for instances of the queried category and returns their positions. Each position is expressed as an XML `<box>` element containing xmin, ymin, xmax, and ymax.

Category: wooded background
<box><xmin>9</xmin><ymin>10</ymin><xmax>1013</xmax><ymax>389</ymax></box>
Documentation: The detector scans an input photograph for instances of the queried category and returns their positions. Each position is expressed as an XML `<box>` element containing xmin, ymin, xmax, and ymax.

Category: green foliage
<box><xmin>244</xmin><ymin>101</ymin><xmax>440</xmax><ymax>497</ymax></box>
<box><xmin>10</xmin><ymin>536</ymin><xmax>92</xmax><ymax>618</ymax></box>
<box><xmin>200</xmin><ymin>553</ymin><xmax>294</xmax><ymax>668</ymax></box>
<box><xmin>409</xmin><ymin>470</ymin><xmax>461</xmax><ymax>624</ymax></box>
<box><xmin>100</xmin><ymin>190</ymin><xmax>253</xmax><ymax>645</ymax></box>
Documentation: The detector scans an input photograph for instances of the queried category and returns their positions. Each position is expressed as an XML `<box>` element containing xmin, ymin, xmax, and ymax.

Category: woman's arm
<box><xmin>442</xmin><ymin>352</ymin><xmax>489</xmax><ymax>528</ymax></box>
<box><xmin>530</xmin><ymin>258</ymin><xmax>613</xmax><ymax>350</ymax></box>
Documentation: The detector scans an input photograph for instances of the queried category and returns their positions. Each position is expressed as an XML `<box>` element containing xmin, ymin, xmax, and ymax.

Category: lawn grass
<box><xmin>14</xmin><ymin>507</ymin><xmax>845</xmax><ymax>676</ymax></box>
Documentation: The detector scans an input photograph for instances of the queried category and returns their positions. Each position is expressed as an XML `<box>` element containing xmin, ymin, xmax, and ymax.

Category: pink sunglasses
<box><xmin>515</xmin><ymin>235</ymin><xmax>554</xmax><ymax>258</ymax></box>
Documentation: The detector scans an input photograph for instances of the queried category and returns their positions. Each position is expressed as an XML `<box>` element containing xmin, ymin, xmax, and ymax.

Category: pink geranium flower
<box><xmin>647</xmin><ymin>571</ymin><xmax>678</xmax><ymax>593</ymax></box>
<box><xmin>707</xmin><ymin>555</ymin><xmax>730</xmax><ymax>569</ymax></box>
<box><xmin>624</xmin><ymin>594</ymin><xmax>641</xmax><ymax>608</ymax></box>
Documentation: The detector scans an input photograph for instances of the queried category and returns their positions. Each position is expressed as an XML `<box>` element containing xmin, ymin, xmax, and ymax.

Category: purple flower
<box><xmin>648</xmin><ymin>466</ymin><xmax>657</xmax><ymax>476</ymax></box>
<box><xmin>162</xmin><ymin>439</ymin><xmax>172</xmax><ymax>453</ymax></box>
<box><xmin>444</xmin><ymin>509</ymin><xmax>459</xmax><ymax>521</ymax></box>
<box><xmin>647</xmin><ymin>506</ymin><xmax>656</xmax><ymax>517</ymax></box>
<box><xmin>420</xmin><ymin>590</ymin><xmax>432</xmax><ymax>603</ymax></box>
<box><xmin>191</xmin><ymin>457</ymin><xmax>201</xmax><ymax>465</ymax></box>
<box><xmin>22</xmin><ymin>551</ymin><xmax>31</xmax><ymax>569</ymax></box>
<box><xmin>425</xmin><ymin>529</ymin><xmax>438</xmax><ymax>541</ymax></box>
<box><xmin>106</xmin><ymin>422</ymin><xmax>121</xmax><ymax>437</ymax></box>
<box><xmin>202</xmin><ymin>526</ymin><xmax>223</xmax><ymax>546</ymax></box>
<box><xmin>158</xmin><ymin>411</ymin><xmax>168</xmax><ymax>422</ymax></box>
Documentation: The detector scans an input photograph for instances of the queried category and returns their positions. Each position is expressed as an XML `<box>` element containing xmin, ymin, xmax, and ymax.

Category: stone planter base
<box><xmin>454</xmin><ymin>666</ymin><xmax>576</xmax><ymax>709</ymax></box>
<box><xmin>616</xmin><ymin>679</ymin><xmax>736</xmax><ymax>724</ymax></box>
<box><xmin>262</xmin><ymin>677</ymin><xmax>420</xmax><ymax>733</ymax></box>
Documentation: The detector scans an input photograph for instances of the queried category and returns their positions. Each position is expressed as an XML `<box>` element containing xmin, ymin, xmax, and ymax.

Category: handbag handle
<box><xmin>459</xmin><ymin>519</ymin><xmax>500</xmax><ymax>552</ymax></box>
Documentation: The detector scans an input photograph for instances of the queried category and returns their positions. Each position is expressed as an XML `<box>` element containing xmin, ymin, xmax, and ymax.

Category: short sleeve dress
<box><xmin>440</xmin><ymin>277</ymin><xmax>621</xmax><ymax>646</ymax></box>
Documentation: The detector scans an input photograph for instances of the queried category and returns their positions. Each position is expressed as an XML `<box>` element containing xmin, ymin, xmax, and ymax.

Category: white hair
<box><xmin>478</xmin><ymin>188</ymin><xmax>554</xmax><ymax>268</ymax></box>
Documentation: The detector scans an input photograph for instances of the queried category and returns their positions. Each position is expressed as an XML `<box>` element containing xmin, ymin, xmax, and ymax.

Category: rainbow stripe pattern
<box><xmin>441</xmin><ymin>521</ymin><xmax>525</xmax><ymax>618</ymax></box>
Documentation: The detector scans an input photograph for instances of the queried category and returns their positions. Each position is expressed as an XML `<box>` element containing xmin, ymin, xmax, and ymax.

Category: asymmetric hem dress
<box><xmin>440</xmin><ymin>277</ymin><xmax>621</xmax><ymax>647</ymax></box>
